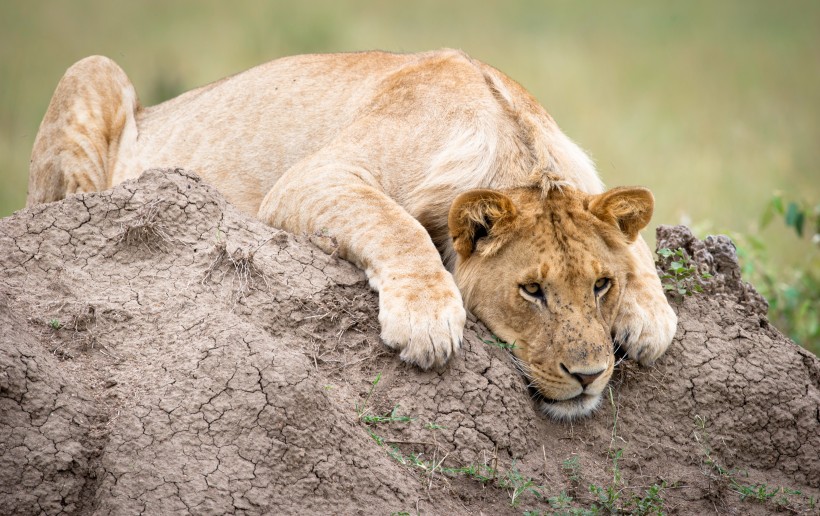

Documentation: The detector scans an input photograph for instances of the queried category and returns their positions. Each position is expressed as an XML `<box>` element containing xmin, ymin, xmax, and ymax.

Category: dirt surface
<box><xmin>1</xmin><ymin>169</ymin><xmax>818</xmax><ymax>515</ymax></box>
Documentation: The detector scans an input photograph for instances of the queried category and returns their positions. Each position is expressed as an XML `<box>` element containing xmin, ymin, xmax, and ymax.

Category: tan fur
<box><xmin>29</xmin><ymin>50</ymin><xmax>676</xmax><ymax>419</ymax></box>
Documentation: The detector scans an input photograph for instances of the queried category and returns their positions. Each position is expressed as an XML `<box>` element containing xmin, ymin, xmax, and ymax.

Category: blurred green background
<box><xmin>1</xmin><ymin>1</ymin><xmax>818</xmax><ymax>350</ymax></box>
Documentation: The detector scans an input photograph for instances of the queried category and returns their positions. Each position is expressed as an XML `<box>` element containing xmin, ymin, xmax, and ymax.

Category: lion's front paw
<box><xmin>613</xmin><ymin>289</ymin><xmax>677</xmax><ymax>366</ymax></box>
<box><xmin>377</xmin><ymin>274</ymin><xmax>466</xmax><ymax>369</ymax></box>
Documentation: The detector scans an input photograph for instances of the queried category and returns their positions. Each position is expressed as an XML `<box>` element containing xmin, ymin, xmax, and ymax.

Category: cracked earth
<box><xmin>1</xmin><ymin>169</ymin><xmax>818</xmax><ymax>514</ymax></box>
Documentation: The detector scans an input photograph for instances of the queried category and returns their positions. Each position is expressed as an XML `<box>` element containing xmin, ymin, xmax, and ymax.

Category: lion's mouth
<box><xmin>512</xmin><ymin>355</ymin><xmax>608</xmax><ymax>421</ymax></box>
<box><xmin>525</xmin><ymin>382</ymin><xmax>603</xmax><ymax>421</ymax></box>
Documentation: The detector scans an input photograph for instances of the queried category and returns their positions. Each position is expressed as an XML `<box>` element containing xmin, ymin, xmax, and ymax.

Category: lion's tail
<box><xmin>28</xmin><ymin>56</ymin><xmax>140</xmax><ymax>206</ymax></box>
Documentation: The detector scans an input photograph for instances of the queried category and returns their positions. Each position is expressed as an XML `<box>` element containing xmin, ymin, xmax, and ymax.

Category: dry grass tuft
<box><xmin>203</xmin><ymin>234</ymin><xmax>273</xmax><ymax>306</ymax></box>
<box><xmin>115</xmin><ymin>199</ymin><xmax>172</xmax><ymax>252</ymax></box>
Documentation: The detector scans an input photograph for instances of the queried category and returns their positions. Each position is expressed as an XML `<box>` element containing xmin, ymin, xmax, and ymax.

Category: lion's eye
<box><xmin>594</xmin><ymin>278</ymin><xmax>611</xmax><ymax>297</ymax></box>
<box><xmin>520</xmin><ymin>283</ymin><xmax>545</xmax><ymax>302</ymax></box>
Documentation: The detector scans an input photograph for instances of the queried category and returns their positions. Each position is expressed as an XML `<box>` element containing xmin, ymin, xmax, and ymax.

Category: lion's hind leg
<box><xmin>28</xmin><ymin>56</ymin><xmax>139</xmax><ymax>206</ymax></box>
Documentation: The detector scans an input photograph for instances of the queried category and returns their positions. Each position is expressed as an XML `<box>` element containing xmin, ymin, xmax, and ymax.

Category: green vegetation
<box><xmin>47</xmin><ymin>318</ymin><xmax>62</xmax><ymax>330</ymax></box>
<box><xmin>354</xmin><ymin>378</ymin><xmax>550</xmax><ymax>510</ymax></box>
<box><xmin>694</xmin><ymin>415</ymin><xmax>813</xmax><ymax>512</ymax></box>
<box><xmin>482</xmin><ymin>335</ymin><xmax>517</xmax><ymax>350</ymax></box>
<box><xmin>733</xmin><ymin>194</ymin><xmax>820</xmax><ymax>355</ymax></box>
<box><xmin>584</xmin><ymin>387</ymin><xmax>667</xmax><ymax>515</ymax></box>
<box><xmin>360</xmin><ymin>382</ymin><xmax>673</xmax><ymax>514</ymax></box>
<box><xmin>562</xmin><ymin>456</ymin><xmax>582</xmax><ymax>484</ymax></box>
<box><xmin>496</xmin><ymin>463</ymin><xmax>545</xmax><ymax>508</ymax></box>
<box><xmin>360</xmin><ymin>405</ymin><xmax>414</xmax><ymax>425</ymax></box>
<box><xmin>355</xmin><ymin>371</ymin><xmax>381</xmax><ymax>419</ymax></box>
<box><xmin>656</xmin><ymin>247</ymin><xmax>712</xmax><ymax>299</ymax></box>
<box><xmin>378</xmin><ymin>443</ymin><xmax>547</xmax><ymax>509</ymax></box>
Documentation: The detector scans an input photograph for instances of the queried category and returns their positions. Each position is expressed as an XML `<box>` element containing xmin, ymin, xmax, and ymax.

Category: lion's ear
<box><xmin>448</xmin><ymin>189</ymin><xmax>517</xmax><ymax>259</ymax></box>
<box><xmin>588</xmin><ymin>187</ymin><xmax>654</xmax><ymax>242</ymax></box>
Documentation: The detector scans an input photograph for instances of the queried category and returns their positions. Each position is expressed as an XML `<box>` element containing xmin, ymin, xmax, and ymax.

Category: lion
<box><xmin>28</xmin><ymin>49</ymin><xmax>676</xmax><ymax>419</ymax></box>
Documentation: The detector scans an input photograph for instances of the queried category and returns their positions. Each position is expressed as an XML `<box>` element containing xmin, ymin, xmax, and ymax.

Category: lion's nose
<box><xmin>562</xmin><ymin>364</ymin><xmax>605</xmax><ymax>388</ymax></box>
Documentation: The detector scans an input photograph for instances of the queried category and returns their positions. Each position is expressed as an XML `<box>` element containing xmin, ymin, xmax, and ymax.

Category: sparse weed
<box><xmin>627</xmin><ymin>482</ymin><xmax>667</xmax><ymax>516</ymax></box>
<box><xmin>579</xmin><ymin>388</ymin><xmax>668</xmax><ymax>515</ymax></box>
<box><xmin>355</xmin><ymin>372</ymin><xmax>381</xmax><ymax>419</ymax></box>
<box><xmin>496</xmin><ymin>464</ymin><xmax>544</xmax><ymax>507</ymax></box>
<box><xmin>424</xmin><ymin>422</ymin><xmax>445</xmax><ymax>430</ymax></box>
<box><xmin>694</xmin><ymin>415</ymin><xmax>812</xmax><ymax>511</ymax></box>
<box><xmin>547</xmin><ymin>491</ymin><xmax>573</xmax><ymax>509</ymax></box>
<box><xmin>735</xmin><ymin>483</ymin><xmax>780</xmax><ymax>503</ymax></box>
<box><xmin>482</xmin><ymin>335</ymin><xmax>517</xmax><ymax>350</ymax></box>
<box><xmin>656</xmin><ymin>247</ymin><xmax>712</xmax><ymax>299</ymax></box>
<box><xmin>41</xmin><ymin>303</ymin><xmax>101</xmax><ymax>359</ymax></box>
<box><xmin>588</xmin><ymin>449</ymin><xmax>623</xmax><ymax>512</ymax></box>
<box><xmin>360</xmin><ymin>405</ymin><xmax>414</xmax><ymax>425</ymax></box>
<box><xmin>371</xmin><ymin>437</ymin><xmax>547</xmax><ymax>510</ymax></box>
<box><xmin>452</xmin><ymin>463</ymin><xmax>496</xmax><ymax>483</ymax></box>
<box><xmin>367</xmin><ymin>429</ymin><xmax>384</xmax><ymax>446</ymax></box>
<box><xmin>562</xmin><ymin>455</ymin><xmax>582</xmax><ymax>484</ymax></box>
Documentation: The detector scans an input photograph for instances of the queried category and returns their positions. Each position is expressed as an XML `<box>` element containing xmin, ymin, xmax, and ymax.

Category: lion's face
<box><xmin>449</xmin><ymin>185</ymin><xmax>653</xmax><ymax>420</ymax></box>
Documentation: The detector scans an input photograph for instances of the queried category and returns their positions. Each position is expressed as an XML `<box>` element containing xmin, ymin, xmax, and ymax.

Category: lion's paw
<box><xmin>377</xmin><ymin>277</ymin><xmax>465</xmax><ymax>369</ymax></box>
<box><xmin>613</xmin><ymin>289</ymin><xmax>677</xmax><ymax>366</ymax></box>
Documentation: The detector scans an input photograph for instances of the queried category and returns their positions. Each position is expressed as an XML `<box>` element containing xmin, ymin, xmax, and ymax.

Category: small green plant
<box><xmin>449</xmin><ymin>462</ymin><xmax>497</xmax><ymax>483</ymax></box>
<box><xmin>546</xmin><ymin>491</ymin><xmax>573</xmax><ymax>510</ymax></box>
<box><xmin>735</xmin><ymin>483</ymin><xmax>780</xmax><ymax>503</ymax></box>
<box><xmin>47</xmin><ymin>318</ymin><xmax>62</xmax><ymax>330</ymax></box>
<box><xmin>483</xmin><ymin>335</ymin><xmax>517</xmax><ymax>350</ymax></box>
<box><xmin>360</xmin><ymin>405</ymin><xmax>414</xmax><ymax>425</ymax></box>
<box><xmin>424</xmin><ymin>422</ymin><xmax>445</xmax><ymax>430</ymax></box>
<box><xmin>627</xmin><ymin>482</ymin><xmax>667</xmax><ymax>515</ymax></box>
<box><xmin>694</xmin><ymin>415</ymin><xmax>811</xmax><ymax>511</ymax></box>
<box><xmin>562</xmin><ymin>455</ymin><xmax>582</xmax><ymax>484</ymax></box>
<box><xmin>374</xmin><ymin>439</ymin><xmax>547</xmax><ymax>510</ymax></box>
<box><xmin>355</xmin><ymin>372</ymin><xmax>381</xmax><ymax>419</ymax></box>
<box><xmin>588</xmin><ymin>449</ymin><xmax>623</xmax><ymax>512</ymax></box>
<box><xmin>367</xmin><ymin>429</ymin><xmax>384</xmax><ymax>446</ymax></box>
<box><xmin>496</xmin><ymin>464</ymin><xmax>544</xmax><ymax>507</ymax></box>
<box><xmin>656</xmin><ymin>247</ymin><xmax>712</xmax><ymax>298</ymax></box>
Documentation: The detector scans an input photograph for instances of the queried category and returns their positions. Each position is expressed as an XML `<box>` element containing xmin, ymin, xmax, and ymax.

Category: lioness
<box><xmin>29</xmin><ymin>49</ymin><xmax>676</xmax><ymax>419</ymax></box>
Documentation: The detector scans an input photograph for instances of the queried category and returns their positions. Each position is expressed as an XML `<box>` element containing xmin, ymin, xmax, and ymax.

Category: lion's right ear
<box><xmin>448</xmin><ymin>189</ymin><xmax>517</xmax><ymax>260</ymax></box>
<box><xmin>587</xmin><ymin>186</ymin><xmax>654</xmax><ymax>243</ymax></box>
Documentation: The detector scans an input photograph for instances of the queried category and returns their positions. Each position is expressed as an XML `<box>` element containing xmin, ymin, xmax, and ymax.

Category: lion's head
<box><xmin>448</xmin><ymin>184</ymin><xmax>654</xmax><ymax>420</ymax></box>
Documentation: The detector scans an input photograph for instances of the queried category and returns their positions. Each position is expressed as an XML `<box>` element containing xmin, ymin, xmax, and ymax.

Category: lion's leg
<box><xmin>613</xmin><ymin>235</ymin><xmax>677</xmax><ymax>365</ymax></box>
<box><xmin>28</xmin><ymin>56</ymin><xmax>139</xmax><ymax>206</ymax></box>
<box><xmin>259</xmin><ymin>161</ymin><xmax>465</xmax><ymax>369</ymax></box>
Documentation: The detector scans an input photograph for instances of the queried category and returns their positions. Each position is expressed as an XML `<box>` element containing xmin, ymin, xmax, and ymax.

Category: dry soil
<box><xmin>1</xmin><ymin>169</ymin><xmax>818</xmax><ymax>515</ymax></box>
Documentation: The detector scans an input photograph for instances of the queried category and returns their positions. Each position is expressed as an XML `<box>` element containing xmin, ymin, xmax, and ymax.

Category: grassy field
<box><xmin>1</xmin><ymin>1</ymin><xmax>818</xmax><ymax>348</ymax></box>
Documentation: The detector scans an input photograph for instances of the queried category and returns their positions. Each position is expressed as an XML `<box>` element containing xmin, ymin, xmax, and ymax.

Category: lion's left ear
<box><xmin>588</xmin><ymin>187</ymin><xmax>654</xmax><ymax>242</ymax></box>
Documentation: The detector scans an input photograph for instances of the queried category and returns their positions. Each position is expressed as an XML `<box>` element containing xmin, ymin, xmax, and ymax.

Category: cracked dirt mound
<box><xmin>1</xmin><ymin>169</ymin><xmax>818</xmax><ymax>515</ymax></box>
